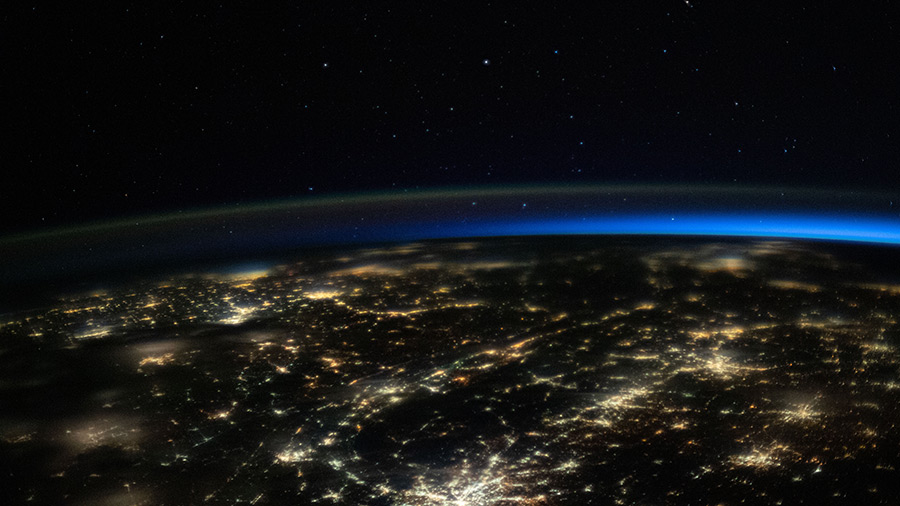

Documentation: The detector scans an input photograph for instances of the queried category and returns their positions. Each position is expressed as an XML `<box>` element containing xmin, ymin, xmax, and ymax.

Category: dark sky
<box><xmin>3</xmin><ymin>2</ymin><xmax>899</xmax><ymax>235</ymax></box>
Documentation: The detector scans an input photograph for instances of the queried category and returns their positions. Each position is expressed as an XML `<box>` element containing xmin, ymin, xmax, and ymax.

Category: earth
<box><xmin>2</xmin><ymin>237</ymin><xmax>900</xmax><ymax>505</ymax></box>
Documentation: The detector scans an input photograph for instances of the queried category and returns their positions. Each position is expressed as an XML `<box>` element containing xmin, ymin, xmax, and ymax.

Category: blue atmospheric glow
<box><xmin>399</xmin><ymin>213</ymin><xmax>900</xmax><ymax>246</ymax></box>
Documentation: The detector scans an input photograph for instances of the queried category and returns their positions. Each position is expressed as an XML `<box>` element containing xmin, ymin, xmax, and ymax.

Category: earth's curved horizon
<box><xmin>4</xmin><ymin>184</ymin><xmax>900</xmax><ymax>294</ymax></box>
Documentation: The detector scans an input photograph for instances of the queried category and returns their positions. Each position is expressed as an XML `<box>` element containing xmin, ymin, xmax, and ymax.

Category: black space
<box><xmin>3</xmin><ymin>3</ymin><xmax>899</xmax><ymax>234</ymax></box>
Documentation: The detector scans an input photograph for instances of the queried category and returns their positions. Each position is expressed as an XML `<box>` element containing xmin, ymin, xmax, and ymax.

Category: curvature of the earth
<box><xmin>3</xmin><ymin>237</ymin><xmax>900</xmax><ymax>505</ymax></box>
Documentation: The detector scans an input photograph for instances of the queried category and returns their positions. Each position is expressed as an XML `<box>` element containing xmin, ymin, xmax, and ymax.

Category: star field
<box><xmin>3</xmin><ymin>3</ymin><xmax>900</xmax><ymax>234</ymax></box>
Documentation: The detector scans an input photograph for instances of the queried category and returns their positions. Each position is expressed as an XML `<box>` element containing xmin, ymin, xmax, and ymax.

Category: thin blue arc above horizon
<box><xmin>8</xmin><ymin>186</ymin><xmax>900</xmax><ymax>293</ymax></box>
<box><xmin>403</xmin><ymin>213</ymin><xmax>900</xmax><ymax>245</ymax></box>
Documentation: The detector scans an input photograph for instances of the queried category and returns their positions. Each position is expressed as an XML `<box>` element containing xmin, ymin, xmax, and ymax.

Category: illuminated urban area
<box><xmin>2</xmin><ymin>239</ymin><xmax>899</xmax><ymax>505</ymax></box>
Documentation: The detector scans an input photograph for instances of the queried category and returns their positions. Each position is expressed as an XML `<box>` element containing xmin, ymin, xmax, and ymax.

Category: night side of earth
<box><xmin>7</xmin><ymin>2</ymin><xmax>900</xmax><ymax>504</ymax></box>
<box><xmin>3</xmin><ymin>237</ymin><xmax>900</xmax><ymax>505</ymax></box>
